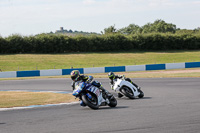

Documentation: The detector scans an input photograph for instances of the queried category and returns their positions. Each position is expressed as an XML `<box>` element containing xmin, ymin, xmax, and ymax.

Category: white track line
<box><xmin>0</xmin><ymin>102</ymin><xmax>79</xmax><ymax>111</ymax></box>
<box><xmin>0</xmin><ymin>90</ymin><xmax>79</xmax><ymax>111</ymax></box>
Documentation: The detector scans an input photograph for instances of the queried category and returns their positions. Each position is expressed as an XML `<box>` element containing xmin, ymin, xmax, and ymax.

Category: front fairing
<box><xmin>72</xmin><ymin>81</ymin><xmax>93</xmax><ymax>96</ymax></box>
<box><xmin>72</xmin><ymin>82</ymin><xmax>85</xmax><ymax>96</ymax></box>
<box><xmin>113</xmin><ymin>79</ymin><xmax>122</xmax><ymax>91</ymax></box>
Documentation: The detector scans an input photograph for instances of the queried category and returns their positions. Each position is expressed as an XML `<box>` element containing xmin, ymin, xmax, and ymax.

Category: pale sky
<box><xmin>0</xmin><ymin>0</ymin><xmax>200</xmax><ymax>37</ymax></box>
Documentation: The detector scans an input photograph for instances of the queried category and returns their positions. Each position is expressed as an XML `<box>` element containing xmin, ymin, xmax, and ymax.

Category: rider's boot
<box><xmin>80</xmin><ymin>100</ymin><xmax>86</xmax><ymax>107</ymax></box>
<box><xmin>118</xmin><ymin>93</ymin><xmax>123</xmax><ymax>98</ymax></box>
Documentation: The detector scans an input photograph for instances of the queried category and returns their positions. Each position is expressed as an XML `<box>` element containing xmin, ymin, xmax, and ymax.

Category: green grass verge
<box><xmin>0</xmin><ymin>91</ymin><xmax>78</xmax><ymax>108</ymax></box>
<box><xmin>0</xmin><ymin>50</ymin><xmax>200</xmax><ymax>71</ymax></box>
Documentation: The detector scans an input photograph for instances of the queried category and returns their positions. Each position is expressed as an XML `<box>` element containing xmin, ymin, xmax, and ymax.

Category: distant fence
<box><xmin>0</xmin><ymin>62</ymin><xmax>200</xmax><ymax>78</ymax></box>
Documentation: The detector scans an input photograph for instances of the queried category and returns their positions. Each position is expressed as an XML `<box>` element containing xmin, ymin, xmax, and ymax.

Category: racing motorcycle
<box><xmin>72</xmin><ymin>81</ymin><xmax>117</xmax><ymax>110</ymax></box>
<box><xmin>110</xmin><ymin>77</ymin><xmax>144</xmax><ymax>99</ymax></box>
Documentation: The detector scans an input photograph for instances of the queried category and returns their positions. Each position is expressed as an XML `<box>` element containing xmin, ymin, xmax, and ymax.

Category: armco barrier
<box><xmin>0</xmin><ymin>61</ymin><xmax>200</xmax><ymax>78</ymax></box>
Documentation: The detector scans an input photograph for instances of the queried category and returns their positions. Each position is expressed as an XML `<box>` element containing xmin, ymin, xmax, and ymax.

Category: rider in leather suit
<box><xmin>108</xmin><ymin>71</ymin><xmax>140</xmax><ymax>98</ymax></box>
<box><xmin>71</xmin><ymin>70</ymin><xmax>111</xmax><ymax>106</ymax></box>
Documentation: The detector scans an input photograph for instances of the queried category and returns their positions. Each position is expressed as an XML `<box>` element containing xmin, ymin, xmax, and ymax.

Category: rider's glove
<box><xmin>87</xmin><ymin>76</ymin><xmax>93</xmax><ymax>83</ymax></box>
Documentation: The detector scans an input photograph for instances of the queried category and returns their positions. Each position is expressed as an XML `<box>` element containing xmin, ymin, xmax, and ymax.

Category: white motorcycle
<box><xmin>110</xmin><ymin>77</ymin><xmax>144</xmax><ymax>99</ymax></box>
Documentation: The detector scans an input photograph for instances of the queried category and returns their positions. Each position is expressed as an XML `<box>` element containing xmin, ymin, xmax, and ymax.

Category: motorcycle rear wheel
<box><xmin>108</xmin><ymin>96</ymin><xmax>117</xmax><ymax>107</ymax></box>
<box><xmin>138</xmin><ymin>89</ymin><xmax>144</xmax><ymax>98</ymax></box>
<box><xmin>82</xmin><ymin>93</ymin><xmax>99</xmax><ymax>110</ymax></box>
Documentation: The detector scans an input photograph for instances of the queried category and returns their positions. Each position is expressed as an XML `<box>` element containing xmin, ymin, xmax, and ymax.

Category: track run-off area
<box><xmin>0</xmin><ymin>78</ymin><xmax>200</xmax><ymax>133</ymax></box>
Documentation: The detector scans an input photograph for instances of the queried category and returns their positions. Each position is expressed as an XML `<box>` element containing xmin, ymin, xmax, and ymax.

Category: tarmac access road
<box><xmin>0</xmin><ymin>78</ymin><xmax>200</xmax><ymax>133</ymax></box>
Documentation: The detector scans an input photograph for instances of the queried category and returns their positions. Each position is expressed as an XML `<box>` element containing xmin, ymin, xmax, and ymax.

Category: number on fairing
<box><xmin>89</xmin><ymin>86</ymin><xmax>100</xmax><ymax>97</ymax></box>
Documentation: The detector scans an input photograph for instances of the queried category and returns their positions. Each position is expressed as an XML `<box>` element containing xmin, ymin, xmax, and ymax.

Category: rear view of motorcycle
<box><xmin>73</xmin><ymin>81</ymin><xmax>117</xmax><ymax>110</ymax></box>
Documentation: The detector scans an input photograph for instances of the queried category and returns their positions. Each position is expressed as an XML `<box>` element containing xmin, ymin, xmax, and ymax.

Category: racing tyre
<box><xmin>121</xmin><ymin>87</ymin><xmax>135</xmax><ymax>99</ymax></box>
<box><xmin>138</xmin><ymin>89</ymin><xmax>144</xmax><ymax>98</ymax></box>
<box><xmin>82</xmin><ymin>93</ymin><xmax>99</xmax><ymax>110</ymax></box>
<box><xmin>108</xmin><ymin>95</ymin><xmax>117</xmax><ymax>107</ymax></box>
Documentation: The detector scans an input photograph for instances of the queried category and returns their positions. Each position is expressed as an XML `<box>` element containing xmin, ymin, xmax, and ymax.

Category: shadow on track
<box><xmin>142</xmin><ymin>97</ymin><xmax>152</xmax><ymax>99</ymax></box>
<box><xmin>118</xmin><ymin>96</ymin><xmax>152</xmax><ymax>100</ymax></box>
<box><xmin>98</xmin><ymin>106</ymin><xmax>129</xmax><ymax>110</ymax></box>
<box><xmin>81</xmin><ymin>106</ymin><xmax>129</xmax><ymax>110</ymax></box>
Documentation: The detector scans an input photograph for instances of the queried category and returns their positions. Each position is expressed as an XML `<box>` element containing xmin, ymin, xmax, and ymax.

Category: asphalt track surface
<box><xmin>0</xmin><ymin>78</ymin><xmax>200</xmax><ymax>133</ymax></box>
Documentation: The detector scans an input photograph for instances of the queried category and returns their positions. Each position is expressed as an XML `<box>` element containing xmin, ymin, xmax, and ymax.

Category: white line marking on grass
<box><xmin>0</xmin><ymin>90</ymin><xmax>78</xmax><ymax>111</ymax></box>
<box><xmin>0</xmin><ymin>102</ymin><xmax>79</xmax><ymax>111</ymax></box>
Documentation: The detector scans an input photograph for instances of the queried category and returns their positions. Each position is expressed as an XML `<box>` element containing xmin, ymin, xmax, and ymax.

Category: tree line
<box><xmin>103</xmin><ymin>19</ymin><xmax>200</xmax><ymax>35</ymax></box>
<box><xmin>1</xmin><ymin>33</ymin><xmax>200</xmax><ymax>54</ymax></box>
<box><xmin>0</xmin><ymin>19</ymin><xmax>200</xmax><ymax>54</ymax></box>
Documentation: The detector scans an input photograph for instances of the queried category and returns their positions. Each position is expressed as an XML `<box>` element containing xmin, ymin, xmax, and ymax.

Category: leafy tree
<box><xmin>102</xmin><ymin>25</ymin><xmax>117</xmax><ymax>34</ymax></box>
<box><xmin>141</xmin><ymin>23</ymin><xmax>152</xmax><ymax>33</ymax></box>
<box><xmin>142</xmin><ymin>19</ymin><xmax>176</xmax><ymax>33</ymax></box>
<box><xmin>119</xmin><ymin>24</ymin><xmax>142</xmax><ymax>35</ymax></box>
<box><xmin>194</xmin><ymin>27</ymin><xmax>200</xmax><ymax>35</ymax></box>
<box><xmin>194</xmin><ymin>27</ymin><xmax>200</xmax><ymax>31</ymax></box>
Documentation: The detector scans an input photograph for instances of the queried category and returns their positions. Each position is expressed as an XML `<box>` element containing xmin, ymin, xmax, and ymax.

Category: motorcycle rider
<box><xmin>108</xmin><ymin>71</ymin><xmax>140</xmax><ymax>98</ymax></box>
<box><xmin>70</xmin><ymin>70</ymin><xmax>111</xmax><ymax>106</ymax></box>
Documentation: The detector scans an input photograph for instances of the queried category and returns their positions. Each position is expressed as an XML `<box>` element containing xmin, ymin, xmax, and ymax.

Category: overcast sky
<box><xmin>0</xmin><ymin>0</ymin><xmax>200</xmax><ymax>37</ymax></box>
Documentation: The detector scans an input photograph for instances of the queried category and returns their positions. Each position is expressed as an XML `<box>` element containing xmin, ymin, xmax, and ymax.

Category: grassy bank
<box><xmin>0</xmin><ymin>91</ymin><xmax>78</xmax><ymax>108</ymax></box>
<box><xmin>0</xmin><ymin>50</ymin><xmax>200</xmax><ymax>72</ymax></box>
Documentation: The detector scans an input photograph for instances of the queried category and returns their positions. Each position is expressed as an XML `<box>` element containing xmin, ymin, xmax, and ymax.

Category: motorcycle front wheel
<box><xmin>121</xmin><ymin>87</ymin><xmax>135</xmax><ymax>99</ymax></box>
<box><xmin>82</xmin><ymin>93</ymin><xmax>99</xmax><ymax>110</ymax></box>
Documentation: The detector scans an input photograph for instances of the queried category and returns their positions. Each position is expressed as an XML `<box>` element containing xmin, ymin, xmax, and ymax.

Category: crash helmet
<box><xmin>108</xmin><ymin>72</ymin><xmax>115</xmax><ymax>80</ymax></box>
<box><xmin>70</xmin><ymin>70</ymin><xmax>80</xmax><ymax>81</ymax></box>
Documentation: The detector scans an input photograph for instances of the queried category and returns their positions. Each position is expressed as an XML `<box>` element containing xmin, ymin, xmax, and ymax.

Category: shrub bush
<box><xmin>0</xmin><ymin>33</ymin><xmax>200</xmax><ymax>54</ymax></box>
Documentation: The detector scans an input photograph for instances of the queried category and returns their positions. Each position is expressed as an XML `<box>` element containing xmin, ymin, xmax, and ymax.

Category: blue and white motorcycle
<box><xmin>73</xmin><ymin>81</ymin><xmax>117</xmax><ymax>110</ymax></box>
